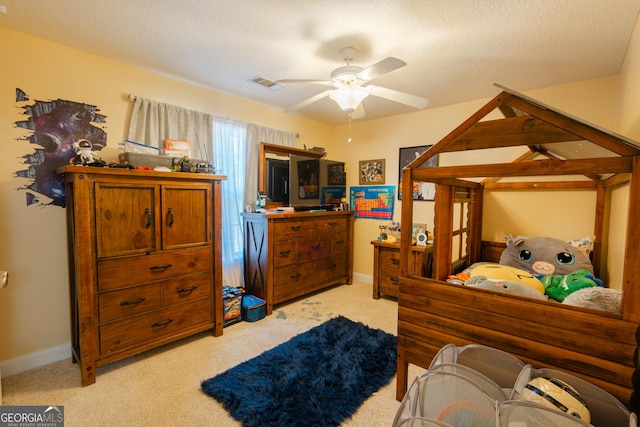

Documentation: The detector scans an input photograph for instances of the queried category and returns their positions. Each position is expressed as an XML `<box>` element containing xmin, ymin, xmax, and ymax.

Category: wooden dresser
<box><xmin>242</xmin><ymin>211</ymin><xmax>354</xmax><ymax>314</ymax></box>
<box><xmin>60</xmin><ymin>166</ymin><xmax>225</xmax><ymax>386</ymax></box>
<box><xmin>371</xmin><ymin>240</ymin><xmax>432</xmax><ymax>298</ymax></box>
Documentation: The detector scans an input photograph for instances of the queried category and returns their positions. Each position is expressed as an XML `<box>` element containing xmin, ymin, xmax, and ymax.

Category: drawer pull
<box><xmin>150</xmin><ymin>263</ymin><xmax>173</xmax><ymax>271</ymax></box>
<box><xmin>390</xmin><ymin>277</ymin><xmax>400</xmax><ymax>284</ymax></box>
<box><xmin>167</xmin><ymin>207</ymin><xmax>174</xmax><ymax>227</ymax></box>
<box><xmin>290</xmin><ymin>225</ymin><xmax>302</xmax><ymax>232</ymax></box>
<box><xmin>336</xmin><ymin>240</ymin><xmax>345</xmax><ymax>245</ymax></box>
<box><xmin>145</xmin><ymin>208</ymin><xmax>152</xmax><ymax>229</ymax></box>
<box><xmin>328</xmin><ymin>221</ymin><xmax>337</xmax><ymax>226</ymax></box>
<box><xmin>311</xmin><ymin>244</ymin><xmax>321</xmax><ymax>250</ymax></box>
<box><xmin>291</xmin><ymin>273</ymin><xmax>301</xmax><ymax>280</ymax></box>
<box><xmin>279</xmin><ymin>250</ymin><xmax>291</xmax><ymax>257</ymax></box>
<box><xmin>120</xmin><ymin>297</ymin><xmax>146</xmax><ymax>306</ymax></box>
<box><xmin>151</xmin><ymin>318</ymin><xmax>174</xmax><ymax>327</ymax></box>
<box><xmin>391</xmin><ymin>257</ymin><xmax>400</xmax><ymax>265</ymax></box>
<box><xmin>177</xmin><ymin>286</ymin><xmax>198</xmax><ymax>294</ymax></box>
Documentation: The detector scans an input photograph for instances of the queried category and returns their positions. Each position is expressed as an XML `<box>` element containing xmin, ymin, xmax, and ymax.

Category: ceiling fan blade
<box><xmin>277</xmin><ymin>79</ymin><xmax>334</xmax><ymax>86</ymax></box>
<box><xmin>367</xmin><ymin>85</ymin><xmax>429</xmax><ymax>109</ymax></box>
<box><xmin>284</xmin><ymin>90</ymin><xmax>333</xmax><ymax>112</ymax></box>
<box><xmin>357</xmin><ymin>57</ymin><xmax>406</xmax><ymax>81</ymax></box>
<box><xmin>351</xmin><ymin>103</ymin><xmax>365</xmax><ymax>119</ymax></box>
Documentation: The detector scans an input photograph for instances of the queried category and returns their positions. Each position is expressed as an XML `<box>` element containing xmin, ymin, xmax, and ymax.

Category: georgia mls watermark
<box><xmin>0</xmin><ymin>406</ymin><xmax>64</xmax><ymax>427</ymax></box>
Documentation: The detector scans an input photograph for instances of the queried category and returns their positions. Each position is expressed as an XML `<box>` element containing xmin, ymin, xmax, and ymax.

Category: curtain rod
<box><xmin>128</xmin><ymin>93</ymin><xmax>137</xmax><ymax>102</ymax></box>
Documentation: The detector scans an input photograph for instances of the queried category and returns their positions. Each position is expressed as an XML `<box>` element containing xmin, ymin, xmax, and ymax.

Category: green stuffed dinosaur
<box><xmin>539</xmin><ymin>269</ymin><xmax>599</xmax><ymax>302</ymax></box>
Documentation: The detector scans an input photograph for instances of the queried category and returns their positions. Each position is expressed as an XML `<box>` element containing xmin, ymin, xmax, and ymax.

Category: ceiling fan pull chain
<box><xmin>347</xmin><ymin>114</ymin><xmax>352</xmax><ymax>143</ymax></box>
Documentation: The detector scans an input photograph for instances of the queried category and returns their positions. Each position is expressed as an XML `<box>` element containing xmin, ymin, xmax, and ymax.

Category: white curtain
<box><xmin>245</xmin><ymin>124</ymin><xmax>297</xmax><ymax>207</ymax></box>
<box><xmin>127</xmin><ymin>97</ymin><xmax>213</xmax><ymax>154</ymax></box>
<box><xmin>212</xmin><ymin>118</ymin><xmax>247</xmax><ymax>287</ymax></box>
<box><xmin>213</xmin><ymin>122</ymin><xmax>295</xmax><ymax>287</ymax></box>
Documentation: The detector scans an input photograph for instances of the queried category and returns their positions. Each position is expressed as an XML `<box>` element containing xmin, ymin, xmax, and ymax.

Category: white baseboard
<box><xmin>353</xmin><ymin>272</ymin><xmax>373</xmax><ymax>284</ymax></box>
<box><xmin>0</xmin><ymin>342</ymin><xmax>71</xmax><ymax>379</ymax></box>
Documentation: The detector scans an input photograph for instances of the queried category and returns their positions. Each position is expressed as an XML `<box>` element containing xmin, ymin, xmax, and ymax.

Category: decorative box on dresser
<box><xmin>243</xmin><ymin>211</ymin><xmax>354</xmax><ymax>314</ymax></box>
<box><xmin>371</xmin><ymin>240</ymin><xmax>432</xmax><ymax>299</ymax></box>
<box><xmin>59</xmin><ymin>165</ymin><xmax>225</xmax><ymax>386</ymax></box>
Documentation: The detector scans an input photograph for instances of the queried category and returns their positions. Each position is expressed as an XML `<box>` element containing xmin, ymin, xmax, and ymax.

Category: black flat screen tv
<box><xmin>266</xmin><ymin>158</ymin><xmax>289</xmax><ymax>204</ymax></box>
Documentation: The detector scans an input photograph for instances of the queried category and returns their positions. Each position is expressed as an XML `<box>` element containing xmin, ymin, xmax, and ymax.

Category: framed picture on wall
<box><xmin>359</xmin><ymin>159</ymin><xmax>386</xmax><ymax>185</ymax></box>
<box><xmin>398</xmin><ymin>145</ymin><xmax>438</xmax><ymax>201</ymax></box>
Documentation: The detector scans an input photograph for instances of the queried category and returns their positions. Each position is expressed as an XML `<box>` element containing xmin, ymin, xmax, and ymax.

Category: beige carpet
<box><xmin>2</xmin><ymin>280</ymin><xmax>426</xmax><ymax>426</ymax></box>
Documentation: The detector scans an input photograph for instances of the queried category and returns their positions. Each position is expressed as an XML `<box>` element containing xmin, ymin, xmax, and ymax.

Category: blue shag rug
<box><xmin>201</xmin><ymin>316</ymin><xmax>397</xmax><ymax>427</ymax></box>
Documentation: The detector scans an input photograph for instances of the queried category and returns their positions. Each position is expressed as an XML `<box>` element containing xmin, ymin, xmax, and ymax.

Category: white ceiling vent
<box><xmin>248</xmin><ymin>76</ymin><xmax>283</xmax><ymax>91</ymax></box>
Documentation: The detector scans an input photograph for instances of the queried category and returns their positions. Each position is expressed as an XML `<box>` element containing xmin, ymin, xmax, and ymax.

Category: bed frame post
<box><xmin>396</xmin><ymin>347</ymin><xmax>408</xmax><ymax>401</ymax></box>
<box><xmin>399</xmin><ymin>168</ymin><xmax>414</xmax><ymax>277</ymax></box>
<box><xmin>466</xmin><ymin>187</ymin><xmax>483</xmax><ymax>264</ymax></box>
<box><xmin>622</xmin><ymin>156</ymin><xmax>640</xmax><ymax>323</ymax></box>
<box><xmin>432</xmin><ymin>184</ymin><xmax>454</xmax><ymax>280</ymax></box>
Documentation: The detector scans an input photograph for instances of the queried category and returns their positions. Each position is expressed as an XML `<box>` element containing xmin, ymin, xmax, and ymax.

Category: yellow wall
<box><xmin>1</xmin><ymin>12</ymin><xmax>640</xmax><ymax>370</ymax></box>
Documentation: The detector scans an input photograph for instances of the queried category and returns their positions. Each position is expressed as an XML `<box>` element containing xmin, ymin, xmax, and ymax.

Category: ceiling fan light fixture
<box><xmin>329</xmin><ymin>86</ymin><xmax>370</xmax><ymax>114</ymax></box>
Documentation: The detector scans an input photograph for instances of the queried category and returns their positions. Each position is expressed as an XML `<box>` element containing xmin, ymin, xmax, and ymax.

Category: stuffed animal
<box><xmin>447</xmin><ymin>272</ymin><xmax>470</xmax><ymax>285</ymax></box>
<box><xmin>539</xmin><ymin>269</ymin><xmax>599</xmax><ymax>302</ymax></box>
<box><xmin>563</xmin><ymin>287</ymin><xmax>622</xmax><ymax>313</ymax></box>
<box><xmin>470</xmin><ymin>264</ymin><xmax>545</xmax><ymax>294</ymax></box>
<box><xmin>466</xmin><ymin>275</ymin><xmax>547</xmax><ymax>300</ymax></box>
<box><xmin>72</xmin><ymin>139</ymin><xmax>97</xmax><ymax>165</ymax></box>
<box><xmin>500</xmin><ymin>236</ymin><xmax>593</xmax><ymax>276</ymax></box>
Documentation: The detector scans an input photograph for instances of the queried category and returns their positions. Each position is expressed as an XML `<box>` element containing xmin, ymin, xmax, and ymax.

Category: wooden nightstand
<box><xmin>371</xmin><ymin>240</ymin><xmax>432</xmax><ymax>299</ymax></box>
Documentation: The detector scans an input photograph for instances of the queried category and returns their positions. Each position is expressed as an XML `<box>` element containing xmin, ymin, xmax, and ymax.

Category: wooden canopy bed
<box><xmin>396</xmin><ymin>85</ymin><xmax>640</xmax><ymax>410</ymax></box>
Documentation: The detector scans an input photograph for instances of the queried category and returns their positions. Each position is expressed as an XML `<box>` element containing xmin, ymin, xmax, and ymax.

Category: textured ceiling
<box><xmin>1</xmin><ymin>0</ymin><xmax>639</xmax><ymax>125</ymax></box>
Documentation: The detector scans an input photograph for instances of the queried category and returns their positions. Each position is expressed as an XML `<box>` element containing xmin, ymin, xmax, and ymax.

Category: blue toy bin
<box><xmin>242</xmin><ymin>294</ymin><xmax>266</xmax><ymax>322</ymax></box>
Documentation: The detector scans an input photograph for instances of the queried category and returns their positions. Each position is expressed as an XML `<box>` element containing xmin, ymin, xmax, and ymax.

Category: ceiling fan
<box><xmin>277</xmin><ymin>47</ymin><xmax>429</xmax><ymax>119</ymax></box>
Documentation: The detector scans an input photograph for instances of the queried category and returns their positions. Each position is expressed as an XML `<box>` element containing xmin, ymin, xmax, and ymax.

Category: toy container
<box><xmin>242</xmin><ymin>294</ymin><xmax>266</xmax><ymax>322</ymax></box>
<box><xmin>222</xmin><ymin>286</ymin><xmax>243</xmax><ymax>327</ymax></box>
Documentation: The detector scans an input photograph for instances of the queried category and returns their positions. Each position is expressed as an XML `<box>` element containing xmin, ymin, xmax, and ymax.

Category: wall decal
<box><xmin>13</xmin><ymin>88</ymin><xmax>107</xmax><ymax>207</ymax></box>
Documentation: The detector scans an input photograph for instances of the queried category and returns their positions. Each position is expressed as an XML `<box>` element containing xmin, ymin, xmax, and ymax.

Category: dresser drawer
<box><xmin>378</xmin><ymin>268</ymin><xmax>401</xmax><ymax>296</ymax></box>
<box><xmin>273</xmin><ymin>219</ymin><xmax>316</xmax><ymax>239</ymax></box>
<box><xmin>99</xmin><ymin>283</ymin><xmax>162</xmax><ymax>323</ymax></box>
<box><xmin>296</xmin><ymin>235</ymin><xmax>333</xmax><ymax>262</ymax></box>
<box><xmin>378</xmin><ymin>246</ymin><xmax>429</xmax><ymax>276</ymax></box>
<box><xmin>316</xmin><ymin>256</ymin><xmax>348</xmax><ymax>282</ymax></box>
<box><xmin>99</xmin><ymin>297</ymin><xmax>211</xmax><ymax>354</ymax></box>
<box><xmin>162</xmin><ymin>273</ymin><xmax>211</xmax><ymax>306</ymax></box>
<box><xmin>273</xmin><ymin>263</ymin><xmax>315</xmax><ymax>299</ymax></box>
<box><xmin>316</xmin><ymin>217</ymin><xmax>348</xmax><ymax>234</ymax></box>
<box><xmin>333</xmin><ymin>234</ymin><xmax>348</xmax><ymax>255</ymax></box>
<box><xmin>273</xmin><ymin>240</ymin><xmax>297</xmax><ymax>266</ymax></box>
<box><xmin>379</xmin><ymin>248</ymin><xmax>402</xmax><ymax>272</ymax></box>
<box><xmin>97</xmin><ymin>247</ymin><xmax>211</xmax><ymax>292</ymax></box>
